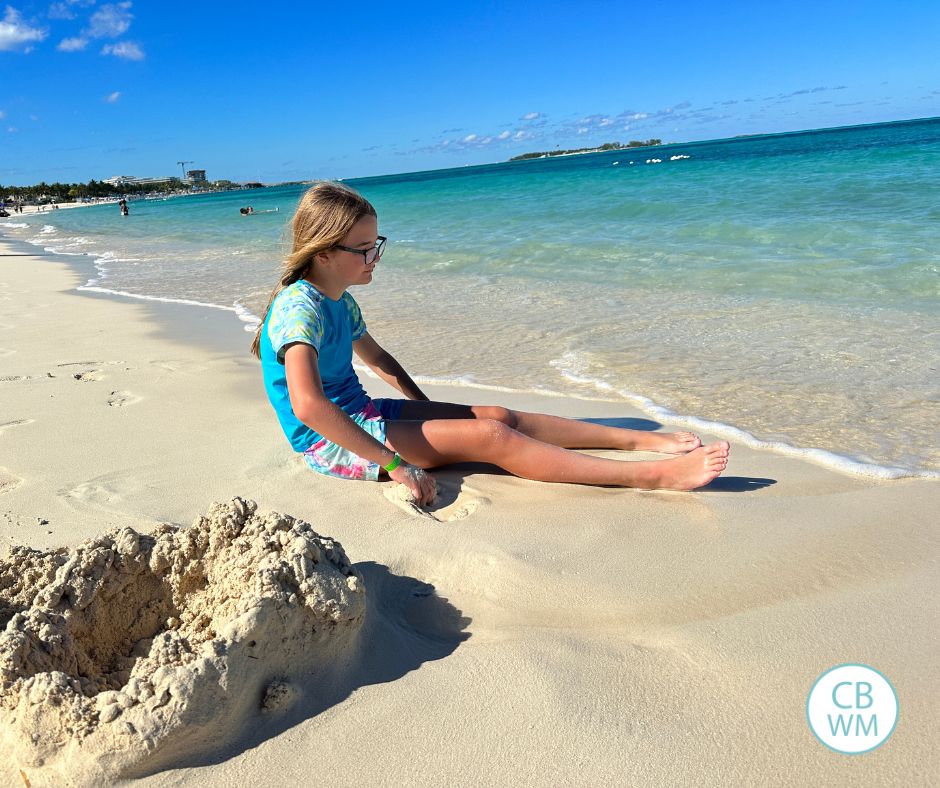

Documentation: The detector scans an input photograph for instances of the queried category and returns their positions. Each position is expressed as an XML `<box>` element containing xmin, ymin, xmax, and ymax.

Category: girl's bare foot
<box><xmin>629</xmin><ymin>430</ymin><xmax>703</xmax><ymax>454</ymax></box>
<box><xmin>640</xmin><ymin>441</ymin><xmax>730</xmax><ymax>490</ymax></box>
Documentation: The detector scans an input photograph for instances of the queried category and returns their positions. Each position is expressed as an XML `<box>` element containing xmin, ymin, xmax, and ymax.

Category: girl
<box><xmin>251</xmin><ymin>182</ymin><xmax>730</xmax><ymax>505</ymax></box>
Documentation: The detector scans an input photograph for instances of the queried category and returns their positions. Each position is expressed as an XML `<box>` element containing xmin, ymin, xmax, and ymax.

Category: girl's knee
<box><xmin>473</xmin><ymin>405</ymin><xmax>518</xmax><ymax>429</ymax></box>
<box><xmin>474</xmin><ymin>418</ymin><xmax>518</xmax><ymax>451</ymax></box>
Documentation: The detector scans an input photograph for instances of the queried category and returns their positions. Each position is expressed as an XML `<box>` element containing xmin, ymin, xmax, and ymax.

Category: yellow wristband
<box><xmin>383</xmin><ymin>453</ymin><xmax>402</xmax><ymax>473</ymax></box>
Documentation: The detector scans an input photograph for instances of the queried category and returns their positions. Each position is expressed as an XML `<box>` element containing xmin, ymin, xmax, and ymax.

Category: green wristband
<box><xmin>383</xmin><ymin>453</ymin><xmax>403</xmax><ymax>473</ymax></box>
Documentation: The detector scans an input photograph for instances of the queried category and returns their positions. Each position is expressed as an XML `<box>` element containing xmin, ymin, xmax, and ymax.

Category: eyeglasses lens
<box><xmin>366</xmin><ymin>238</ymin><xmax>385</xmax><ymax>264</ymax></box>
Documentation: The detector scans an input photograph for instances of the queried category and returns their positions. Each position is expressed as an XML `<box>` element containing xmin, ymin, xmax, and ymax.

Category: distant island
<box><xmin>509</xmin><ymin>139</ymin><xmax>662</xmax><ymax>162</ymax></box>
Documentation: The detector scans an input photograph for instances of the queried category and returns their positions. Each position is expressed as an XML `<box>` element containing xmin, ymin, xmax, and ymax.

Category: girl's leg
<box><xmin>397</xmin><ymin>400</ymin><xmax>701</xmax><ymax>454</ymax></box>
<box><xmin>385</xmin><ymin>418</ymin><xmax>729</xmax><ymax>491</ymax></box>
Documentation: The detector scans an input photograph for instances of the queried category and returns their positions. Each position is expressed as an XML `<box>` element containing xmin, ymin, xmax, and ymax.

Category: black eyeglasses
<box><xmin>334</xmin><ymin>236</ymin><xmax>387</xmax><ymax>264</ymax></box>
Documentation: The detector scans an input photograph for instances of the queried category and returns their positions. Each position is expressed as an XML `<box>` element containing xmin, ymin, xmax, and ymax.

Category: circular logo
<box><xmin>806</xmin><ymin>664</ymin><xmax>898</xmax><ymax>754</ymax></box>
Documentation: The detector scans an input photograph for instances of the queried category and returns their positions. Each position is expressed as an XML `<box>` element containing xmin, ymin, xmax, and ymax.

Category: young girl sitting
<box><xmin>251</xmin><ymin>182</ymin><xmax>730</xmax><ymax>505</ymax></box>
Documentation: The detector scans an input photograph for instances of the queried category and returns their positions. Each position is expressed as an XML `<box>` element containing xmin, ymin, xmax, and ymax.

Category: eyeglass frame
<box><xmin>333</xmin><ymin>236</ymin><xmax>387</xmax><ymax>264</ymax></box>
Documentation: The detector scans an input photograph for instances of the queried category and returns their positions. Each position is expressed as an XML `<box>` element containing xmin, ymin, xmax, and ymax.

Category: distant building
<box><xmin>186</xmin><ymin>169</ymin><xmax>207</xmax><ymax>183</ymax></box>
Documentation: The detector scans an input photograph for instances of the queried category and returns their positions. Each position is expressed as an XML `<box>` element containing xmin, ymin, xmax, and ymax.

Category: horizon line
<box><xmin>341</xmin><ymin>113</ymin><xmax>940</xmax><ymax>185</ymax></box>
<box><xmin>5</xmin><ymin>114</ymin><xmax>937</xmax><ymax>190</ymax></box>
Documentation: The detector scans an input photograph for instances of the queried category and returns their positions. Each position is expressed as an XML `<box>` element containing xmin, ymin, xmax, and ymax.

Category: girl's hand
<box><xmin>389</xmin><ymin>463</ymin><xmax>437</xmax><ymax>507</ymax></box>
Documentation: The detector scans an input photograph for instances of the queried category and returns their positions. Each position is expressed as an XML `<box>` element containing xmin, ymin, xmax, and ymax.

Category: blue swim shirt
<box><xmin>260</xmin><ymin>280</ymin><xmax>370</xmax><ymax>451</ymax></box>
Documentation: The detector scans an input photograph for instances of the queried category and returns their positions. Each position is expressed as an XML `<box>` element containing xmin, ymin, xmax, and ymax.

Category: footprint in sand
<box><xmin>0</xmin><ymin>468</ymin><xmax>23</xmax><ymax>495</ymax></box>
<box><xmin>0</xmin><ymin>418</ymin><xmax>34</xmax><ymax>434</ymax></box>
<box><xmin>107</xmin><ymin>390</ymin><xmax>141</xmax><ymax>407</ymax></box>
<box><xmin>0</xmin><ymin>348</ymin><xmax>15</xmax><ymax>357</ymax></box>
<box><xmin>56</xmin><ymin>360</ymin><xmax>105</xmax><ymax>368</ymax></box>
<box><xmin>383</xmin><ymin>479</ymin><xmax>489</xmax><ymax>523</ymax></box>
<box><xmin>58</xmin><ymin>360</ymin><xmax>129</xmax><ymax>380</ymax></box>
<box><xmin>0</xmin><ymin>375</ymin><xmax>32</xmax><ymax>383</ymax></box>
<box><xmin>61</xmin><ymin>478</ymin><xmax>124</xmax><ymax>512</ymax></box>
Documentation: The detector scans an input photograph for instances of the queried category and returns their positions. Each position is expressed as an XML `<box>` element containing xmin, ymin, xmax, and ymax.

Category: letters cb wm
<box><xmin>806</xmin><ymin>663</ymin><xmax>899</xmax><ymax>754</ymax></box>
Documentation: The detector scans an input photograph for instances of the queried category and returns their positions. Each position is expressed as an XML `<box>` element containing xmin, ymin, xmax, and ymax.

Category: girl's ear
<box><xmin>313</xmin><ymin>249</ymin><xmax>332</xmax><ymax>267</ymax></box>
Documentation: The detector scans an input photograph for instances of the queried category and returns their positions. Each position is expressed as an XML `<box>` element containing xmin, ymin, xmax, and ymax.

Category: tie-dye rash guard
<box><xmin>260</xmin><ymin>280</ymin><xmax>370</xmax><ymax>451</ymax></box>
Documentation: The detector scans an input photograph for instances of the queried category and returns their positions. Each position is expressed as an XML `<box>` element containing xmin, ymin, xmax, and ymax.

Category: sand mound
<box><xmin>0</xmin><ymin>498</ymin><xmax>365</xmax><ymax>785</ymax></box>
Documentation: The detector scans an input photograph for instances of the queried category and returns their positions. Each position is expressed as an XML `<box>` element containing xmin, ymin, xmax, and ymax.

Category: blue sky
<box><xmin>1</xmin><ymin>0</ymin><xmax>938</xmax><ymax>185</ymax></box>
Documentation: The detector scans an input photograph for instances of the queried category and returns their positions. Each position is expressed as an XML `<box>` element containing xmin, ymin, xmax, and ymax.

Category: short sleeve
<box><xmin>267</xmin><ymin>286</ymin><xmax>324</xmax><ymax>363</ymax></box>
<box><xmin>342</xmin><ymin>292</ymin><xmax>367</xmax><ymax>341</ymax></box>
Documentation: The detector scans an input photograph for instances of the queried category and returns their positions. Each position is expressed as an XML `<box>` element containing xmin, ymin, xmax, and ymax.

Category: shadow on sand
<box><xmin>580</xmin><ymin>416</ymin><xmax>662</xmax><ymax>431</ymax></box>
<box><xmin>131</xmin><ymin>562</ymin><xmax>470</xmax><ymax>777</ymax></box>
<box><xmin>701</xmin><ymin>476</ymin><xmax>776</xmax><ymax>492</ymax></box>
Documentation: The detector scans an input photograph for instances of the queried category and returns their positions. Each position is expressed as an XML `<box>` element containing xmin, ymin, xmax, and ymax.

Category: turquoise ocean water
<box><xmin>3</xmin><ymin>117</ymin><xmax>939</xmax><ymax>477</ymax></box>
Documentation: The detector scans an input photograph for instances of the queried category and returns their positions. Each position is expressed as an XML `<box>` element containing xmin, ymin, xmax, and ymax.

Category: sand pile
<box><xmin>0</xmin><ymin>498</ymin><xmax>365</xmax><ymax>785</ymax></box>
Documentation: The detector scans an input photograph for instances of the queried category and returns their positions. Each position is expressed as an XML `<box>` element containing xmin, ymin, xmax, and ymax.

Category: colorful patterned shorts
<box><xmin>302</xmin><ymin>398</ymin><xmax>405</xmax><ymax>481</ymax></box>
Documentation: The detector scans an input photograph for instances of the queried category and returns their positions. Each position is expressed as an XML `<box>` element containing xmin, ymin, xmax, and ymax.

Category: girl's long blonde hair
<box><xmin>250</xmin><ymin>181</ymin><xmax>376</xmax><ymax>358</ymax></box>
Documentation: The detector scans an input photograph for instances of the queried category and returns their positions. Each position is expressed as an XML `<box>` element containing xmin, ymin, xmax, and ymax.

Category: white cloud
<box><xmin>576</xmin><ymin>114</ymin><xmax>615</xmax><ymax>128</ymax></box>
<box><xmin>497</xmin><ymin>130</ymin><xmax>510</xmax><ymax>140</ymax></box>
<box><xmin>57</xmin><ymin>35</ymin><xmax>87</xmax><ymax>50</ymax></box>
<box><xmin>104</xmin><ymin>90</ymin><xmax>121</xmax><ymax>102</ymax></box>
<box><xmin>521</xmin><ymin>111</ymin><xmax>541</xmax><ymax>121</ymax></box>
<box><xmin>513</xmin><ymin>130</ymin><xmax>531</xmax><ymax>141</ymax></box>
<box><xmin>29</xmin><ymin>113</ymin><xmax>38</xmax><ymax>120</ymax></box>
<box><xmin>101</xmin><ymin>39</ymin><xmax>142</xmax><ymax>59</ymax></box>
<box><xmin>577</xmin><ymin>127</ymin><xmax>589</xmax><ymax>134</ymax></box>
<box><xmin>7</xmin><ymin>126</ymin><xmax>18</xmax><ymax>133</ymax></box>
<box><xmin>0</xmin><ymin>109</ymin><xmax>5</xmax><ymax>119</ymax></box>
<box><xmin>87</xmin><ymin>1</ymin><xmax>132</xmax><ymax>38</ymax></box>
<box><xmin>0</xmin><ymin>6</ymin><xmax>49</xmax><ymax>51</ymax></box>
<box><xmin>47</xmin><ymin>2</ymin><xmax>75</xmax><ymax>20</ymax></box>
<box><xmin>48</xmin><ymin>0</ymin><xmax>95</xmax><ymax>20</ymax></box>
<box><xmin>461</xmin><ymin>133</ymin><xmax>477</xmax><ymax>143</ymax></box>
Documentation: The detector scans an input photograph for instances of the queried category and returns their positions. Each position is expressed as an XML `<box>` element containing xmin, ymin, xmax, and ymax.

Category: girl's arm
<box><xmin>285</xmin><ymin>343</ymin><xmax>437</xmax><ymax>504</ymax></box>
<box><xmin>353</xmin><ymin>332</ymin><xmax>429</xmax><ymax>401</ymax></box>
<box><xmin>286</xmin><ymin>343</ymin><xmax>397</xmax><ymax>463</ymax></box>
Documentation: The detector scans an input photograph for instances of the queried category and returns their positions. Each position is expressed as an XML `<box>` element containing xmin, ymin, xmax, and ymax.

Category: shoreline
<box><xmin>1</xmin><ymin>238</ymin><xmax>938</xmax><ymax>785</ymax></box>
<box><xmin>1</xmin><ymin>221</ymin><xmax>935</xmax><ymax>482</ymax></box>
<box><xmin>1</xmin><ymin>187</ymin><xmax>265</xmax><ymax>215</ymax></box>
<box><xmin>0</xmin><ymin>200</ymin><xmax>93</xmax><ymax>215</ymax></box>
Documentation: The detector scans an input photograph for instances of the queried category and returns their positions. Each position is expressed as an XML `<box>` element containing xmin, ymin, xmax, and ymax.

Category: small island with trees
<box><xmin>510</xmin><ymin>139</ymin><xmax>662</xmax><ymax>161</ymax></box>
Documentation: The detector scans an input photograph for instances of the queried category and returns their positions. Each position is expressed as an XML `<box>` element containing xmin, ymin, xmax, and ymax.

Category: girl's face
<box><xmin>328</xmin><ymin>214</ymin><xmax>381</xmax><ymax>287</ymax></box>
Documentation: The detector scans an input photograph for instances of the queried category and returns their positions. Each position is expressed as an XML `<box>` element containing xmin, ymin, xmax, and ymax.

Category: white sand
<box><xmin>1</xmin><ymin>202</ymin><xmax>94</xmax><ymax>215</ymax></box>
<box><xmin>1</xmin><ymin>240</ymin><xmax>938</xmax><ymax>786</ymax></box>
<box><xmin>0</xmin><ymin>499</ymin><xmax>364</xmax><ymax>784</ymax></box>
